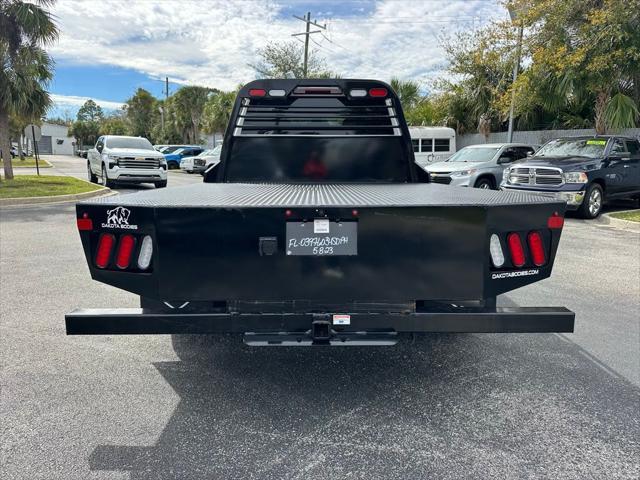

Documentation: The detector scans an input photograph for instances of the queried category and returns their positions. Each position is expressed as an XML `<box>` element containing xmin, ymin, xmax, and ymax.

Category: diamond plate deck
<box><xmin>82</xmin><ymin>183</ymin><xmax>562</xmax><ymax>208</ymax></box>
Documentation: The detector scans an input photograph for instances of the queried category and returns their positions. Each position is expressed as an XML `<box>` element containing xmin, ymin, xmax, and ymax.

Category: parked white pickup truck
<box><xmin>87</xmin><ymin>135</ymin><xmax>168</xmax><ymax>188</ymax></box>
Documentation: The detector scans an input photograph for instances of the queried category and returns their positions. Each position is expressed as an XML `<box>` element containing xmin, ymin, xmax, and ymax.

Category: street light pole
<box><xmin>507</xmin><ymin>21</ymin><xmax>524</xmax><ymax>143</ymax></box>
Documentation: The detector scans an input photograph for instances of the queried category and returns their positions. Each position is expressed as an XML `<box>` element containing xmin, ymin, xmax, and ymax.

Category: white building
<box><xmin>33</xmin><ymin>122</ymin><xmax>76</xmax><ymax>155</ymax></box>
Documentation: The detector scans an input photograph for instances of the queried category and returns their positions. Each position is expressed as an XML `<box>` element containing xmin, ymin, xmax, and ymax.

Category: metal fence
<box><xmin>457</xmin><ymin>128</ymin><xmax>640</xmax><ymax>149</ymax></box>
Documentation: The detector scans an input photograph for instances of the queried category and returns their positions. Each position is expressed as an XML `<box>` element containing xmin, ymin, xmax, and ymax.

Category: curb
<box><xmin>600</xmin><ymin>210</ymin><xmax>640</xmax><ymax>232</ymax></box>
<box><xmin>0</xmin><ymin>186</ymin><xmax>116</xmax><ymax>207</ymax></box>
<box><xmin>0</xmin><ymin>159</ymin><xmax>53</xmax><ymax>168</ymax></box>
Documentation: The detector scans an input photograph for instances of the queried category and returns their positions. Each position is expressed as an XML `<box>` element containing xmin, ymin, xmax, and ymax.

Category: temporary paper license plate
<box><xmin>286</xmin><ymin>220</ymin><xmax>357</xmax><ymax>256</ymax></box>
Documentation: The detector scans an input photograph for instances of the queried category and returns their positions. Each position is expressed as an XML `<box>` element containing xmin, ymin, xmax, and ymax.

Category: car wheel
<box><xmin>168</xmin><ymin>161</ymin><xmax>179</xmax><ymax>170</ymax></box>
<box><xmin>87</xmin><ymin>162</ymin><xmax>98</xmax><ymax>183</ymax></box>
<box><xmin>155</xmin><ymin>180</ymin><xmax>167</xmax><ymax>188</ymax></box>
<box><xmin>474</xmin><ymin>178</ymin><xmax>494</xmax><ymax>190</ymax></box>
<box><xmin>102</xmin><ymin>165</ymin><xmax>114</xmax><ymax>189</ymax></box>
<box><xmin>578</xmin><ymin>183</ymin><xmax>603</xmax><ymax>219</ymax></box>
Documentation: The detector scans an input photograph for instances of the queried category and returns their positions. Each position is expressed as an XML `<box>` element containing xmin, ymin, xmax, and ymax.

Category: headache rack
<box><xmin>233</xmin><ymin>96</ymin><xmax>402</xmax><ymax>137</ymax></box>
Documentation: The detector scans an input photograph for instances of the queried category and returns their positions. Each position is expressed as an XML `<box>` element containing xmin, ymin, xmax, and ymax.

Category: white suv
<box><xmin>87</xmin><ymin>136</ymin><xmax>168</xmax><ymax>188</ymax></box>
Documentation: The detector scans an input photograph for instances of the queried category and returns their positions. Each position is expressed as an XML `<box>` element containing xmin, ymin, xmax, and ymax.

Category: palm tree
<box><xmin>171</xmin><ymin>86</ymin><xmax>211</xmax><ymax>144</ymax></box>
<box><xmin>0</xmin><ymin>0</ymin><xmax>58</xmax><ymax>180</ymax></box>
<box><xmin>390</xmin><ymin>78</ymin><xmax>421</xmax><ymax>111</ymax></box>
<box><xmin>203</xmin><ymin>91</ymin><xmax>237</xmax><ymax>137</ymax></box>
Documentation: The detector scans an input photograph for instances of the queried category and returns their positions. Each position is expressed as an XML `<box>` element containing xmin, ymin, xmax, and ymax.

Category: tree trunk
<box><xmin>594</xmin><ymin>91</ymin><xmax>609</xmax><ymax>135</ymax></box>
<box><xmin>0</xmin><ymin>108</ymin><xmax>14</xmax><ymax>180</ymax></box>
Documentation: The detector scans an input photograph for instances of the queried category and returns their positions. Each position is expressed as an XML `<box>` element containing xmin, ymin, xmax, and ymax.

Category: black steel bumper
<box><xmin>66</xmin><ymin>307</ymin><xmax>574</xmax><ymax>344</ymax></box>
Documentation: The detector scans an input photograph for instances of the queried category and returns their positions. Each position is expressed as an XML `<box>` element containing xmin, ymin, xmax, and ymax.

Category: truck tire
<box><xmin>87</xmin><ymin>162</ymin><xmax>98</xmax><ymax>183</ymax></box>
<box><xmin>155</xmin><ymin>180</ymin><xmax>167</xmax><ymax>188</ymax></box>
<box><xmin>168</xmin><ymin>161</ymin><xmax>179</xmax><ymax>170</ymax></box>
<box><xmin>102</xmin><ymin>165</ymin><xmax>115</xmax><ymax>189</ymax></box>
<box><xmin>577</xmin><ymin>183</ymin><xmax>603</xmax><ymax>219</ymax></box>
<box><xmin>474</xmin><ymin>177</ymin><xmax>495</xmax><ymax>190</ymax></box>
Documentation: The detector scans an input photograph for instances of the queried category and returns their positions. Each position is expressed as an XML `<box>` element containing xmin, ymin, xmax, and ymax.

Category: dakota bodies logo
<box><xmin>102</xmin><ymin>206</ymin><xmax>138</xmax><ymax>230</ymax></box>
<box><xmin>492</xmin><ymin>269</ymin><xmax>539</xmax><ymax>280</ymax></box>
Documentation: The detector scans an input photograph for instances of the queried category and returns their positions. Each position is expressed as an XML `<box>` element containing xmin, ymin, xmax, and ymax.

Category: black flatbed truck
<box><xmin>66</xmin><ymin>79</ymin><xmax>574</xmax><ymax>345</ymax></box>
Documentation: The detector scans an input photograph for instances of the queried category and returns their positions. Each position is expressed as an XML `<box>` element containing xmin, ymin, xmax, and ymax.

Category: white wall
<box><xmin>457</xmin><ymin>128</ymin><xmax>640</xmax><ymax>149</ymax></box>
<box><xmin>41</xmin><ymin>123</ymin><xmax>76</xmax><ymax>155</ymax></box>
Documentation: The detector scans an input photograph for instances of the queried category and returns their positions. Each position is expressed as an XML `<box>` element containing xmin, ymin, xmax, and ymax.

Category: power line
<box><xmin>320</xmin><ymin>32</ymin><xmax>352</xmax><ymax>53</ymax></box>
<box><xmin>310</xmin><ymin>36</ymin><xmax>337</xmax><ymax>55</ymax></box>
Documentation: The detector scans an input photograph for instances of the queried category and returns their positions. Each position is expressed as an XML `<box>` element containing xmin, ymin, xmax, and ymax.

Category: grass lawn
<box><xmin>610</xmin><ymin>210</ymin><xmax>640</xmax><ymax>223</ymax></box>
<box><xmin>0</xmin><ymin>157</ymin><xmax>52</xmax><ymax>168</ymax></box>
<box><xmin>0</xmin><ymin>175</ymin><xmax>102</xmax><ymax>199</ymax></box>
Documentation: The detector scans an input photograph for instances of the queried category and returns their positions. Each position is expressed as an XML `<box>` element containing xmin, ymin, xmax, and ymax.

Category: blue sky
<box><xmin>47</xmin><ymin>0</ymin><xmax>505</xmax><ymax>119</ymax></box>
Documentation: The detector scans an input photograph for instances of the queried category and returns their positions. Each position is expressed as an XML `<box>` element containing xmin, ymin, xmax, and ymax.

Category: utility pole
<box><xmin>507</xmin><ymin>7</ymin><xmax>524</xmax><ymax>143</ymax></box>
<box><xmin>292</xmin><ymin>12</ymin><xmax>326</xmax><ymax>77</ymax></box>
<box><xmin>165</xmin><ymin>77</ymin><xmax>169</xmax><ymax>99</ymax></box>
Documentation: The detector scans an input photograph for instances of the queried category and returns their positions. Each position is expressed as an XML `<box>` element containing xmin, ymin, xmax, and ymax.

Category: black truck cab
<box><xmin>502</xmin><ymin>136</ymin><xmax>640</xmax><ymax>218</ymax></box>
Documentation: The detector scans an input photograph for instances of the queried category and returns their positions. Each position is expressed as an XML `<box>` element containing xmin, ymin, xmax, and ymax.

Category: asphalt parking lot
<box><xmin>1</xmin><ymin>157</ymin><xmax>639</xmax><ymax>479</ymax></box>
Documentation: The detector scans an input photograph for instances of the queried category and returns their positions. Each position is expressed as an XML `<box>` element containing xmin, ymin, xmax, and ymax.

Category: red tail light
<box><xmin>248</xmin><ymin>88</ymin><xmax>266</xmax><ymax>97</ymax></box>
<box><xmin>95</xmin><ymin>234</ymin><xmax>115</xmax><ymax>269</ymax></box>
<box><xmin>77</xmin><ymin>218</ymin><xmax>93</xmax><ymax>231</ymax></box>
<box><xmin>507</xmin><ymin>233</ymin><xmax>526</xmax><ymax>267</ymax></box>
<box><xmin>115</xmin><ymin>234</ymin><xmax>136</xmax><ymax>269</ymax></box>
<box><xmin>527</xmin><ymin>231</ymin><xmax>546</xmax><ymax>266</ymax></box>
<box><xmin>369</xmin><ymin>88</ymin><xmax>388</xmax><ymax>97</ymax></box>
<box><xmin>548</xmin><ymin>212</ymin><xmax>564</xmax><ymax>229</ymax></box>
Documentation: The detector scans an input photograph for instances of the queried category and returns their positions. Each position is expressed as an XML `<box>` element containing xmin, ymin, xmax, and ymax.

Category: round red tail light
<box><xmin>527</xmin><ymin>231</ymin><xmax>546</xmax><ymax>266</ymax></box>
<box><xmin>115</xmin><ymin>234</ymin><xmax>136</xmax><ymax>269</ymax></box>
<box><xmin>95</xmin><ymin>234</ymin><xmax>115</xmax><ymax>269</ymax></box>
<box><xmin>507</xmin><ymin>232</ymin><xmax>526</xmax><ymax>268</ymax></box>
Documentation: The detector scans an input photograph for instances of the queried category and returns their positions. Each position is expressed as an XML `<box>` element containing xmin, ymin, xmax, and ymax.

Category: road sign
<box><xmin>24</xmin><ymin>124</ymin><xmax>42</xmax><ymax>142</ymax></box>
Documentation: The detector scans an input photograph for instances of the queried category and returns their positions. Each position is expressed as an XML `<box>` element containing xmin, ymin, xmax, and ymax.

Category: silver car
<box><xmin>423</xmin><ymin>143</ymin><xmax>537</xmax><ymax>189</ymax></box>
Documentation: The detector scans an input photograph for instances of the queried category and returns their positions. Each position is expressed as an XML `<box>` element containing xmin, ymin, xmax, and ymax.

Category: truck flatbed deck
<box><xmin>84</xmin><ymin>182</ymin><xmax>561</xmax><ymax>209</ymax></box>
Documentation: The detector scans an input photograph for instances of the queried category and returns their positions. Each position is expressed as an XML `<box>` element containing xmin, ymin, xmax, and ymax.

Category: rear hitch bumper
<box><xmin>65</xmin><ymin>306</ymin><xmax>575</xmax><ymax>339</ymax></box>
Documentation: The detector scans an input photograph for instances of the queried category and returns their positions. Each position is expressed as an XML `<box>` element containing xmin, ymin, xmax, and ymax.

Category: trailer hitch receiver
<box><xmin>311</xmin><ymin>319</ymin><xmax>331</xmax><ymax>342</ymax></box>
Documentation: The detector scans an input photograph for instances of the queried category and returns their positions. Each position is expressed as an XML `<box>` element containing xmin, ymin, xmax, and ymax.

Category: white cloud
<box><xmin>49</xmin><ymin>0</ymin><xmax>506</xmax><ymax>92</ymax></box>
<box><xmin>50</xmin><ymin>94</ymin><xmax>124</xmax><ymax>110</ymax></box>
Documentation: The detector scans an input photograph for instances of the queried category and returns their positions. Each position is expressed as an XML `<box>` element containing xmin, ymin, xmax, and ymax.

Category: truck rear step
<box><xmin>66</xmin><ymin>306</ymin><xmax>575</xmax><ymax>340</ymax></box>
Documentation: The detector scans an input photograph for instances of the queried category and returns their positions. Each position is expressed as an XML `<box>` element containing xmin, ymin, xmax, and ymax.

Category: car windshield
<box><xmin>106</xmin><ymin>137</ymin><xmax>153</xmax><ymax>150</ymax></box>
<box><xmin>446</xmin><ymin>147</ymin><xmax>499</xmax><ymax>162</ymax></box>
<box><xmin>162</xmin><ymin>146</ymin><xmax>182</xmax><ymax>153</ymax></box>
<box><xmin>535</xmin><ymin>138</ymin><xmax>607</xmax><ymax>159</ymax></box>
<box><xmin>171</xmin><ymin>148</ymin><xmax>185</xmax><ymax>155</ymax></box>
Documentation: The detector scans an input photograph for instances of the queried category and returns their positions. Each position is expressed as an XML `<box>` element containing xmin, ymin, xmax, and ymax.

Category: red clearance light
<box><xmin>77</xmin><ymin>218</ymin><xmax>93</xmax><ymax>231</ymax></box>
<box><xmin>248</xmin><ymin>88</ymin><xmax>266</xmax><ymax>97</ymax></box>
<box><xmin>115</xmin><ymin>234</ymin><xmax>136</xmax><ymax>269</ymax></box>
<box><xmin>369</xmin><ymin>88</ymin><xmax>388</xmax><ymax>97</ymax></box>
<box><xmin>547</xmin><ymin>212</ymin><xmax>564</xmax><ymax>229</ymax></box>
<box><xmin>527</xmin><ymin>231</ymin><xmax>546</xmax><ymax>266</ymax></box>
<box><xmin>95</xmin><ymin>234</ymin><xmax>115</xmax><ymax>269</ymax></box>
<box><xmin>507</xmin><ymin>232</ymin><xmax>526</xmax><ymax>267</ymax></box>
